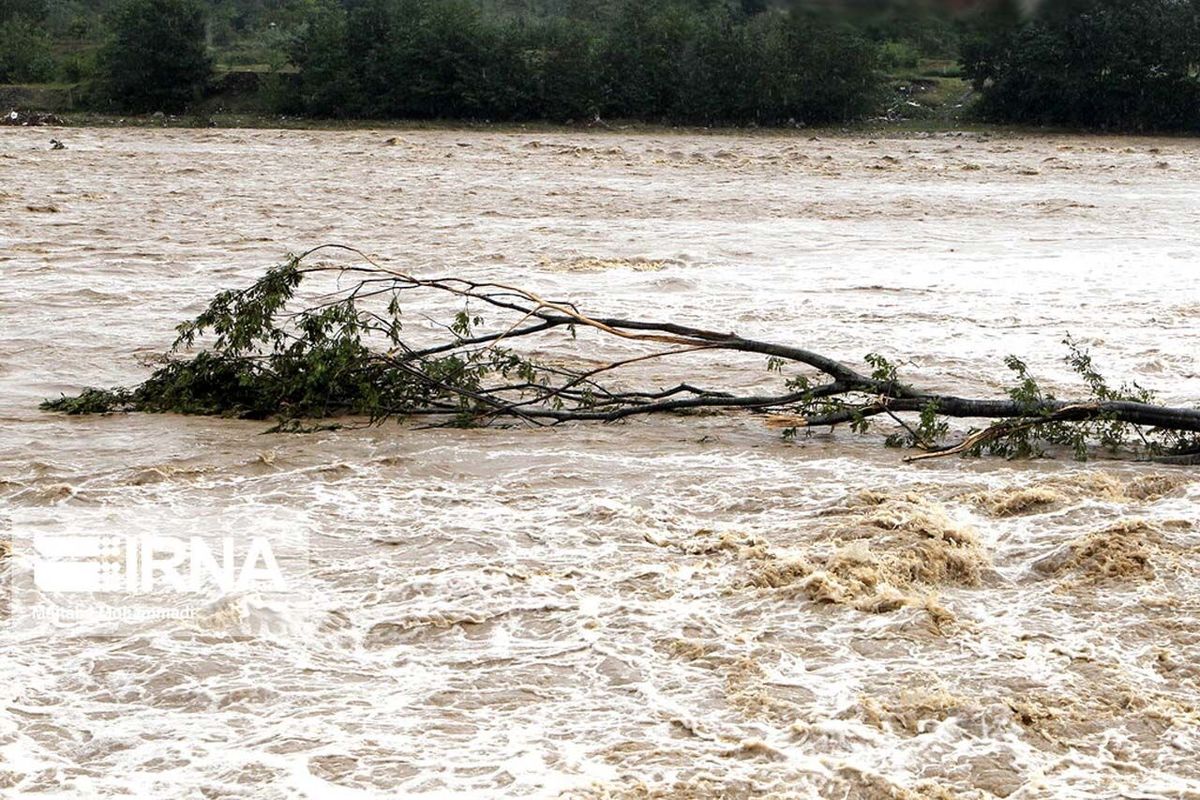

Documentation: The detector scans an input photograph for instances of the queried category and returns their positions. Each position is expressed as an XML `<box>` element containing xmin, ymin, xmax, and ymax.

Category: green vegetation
<box><xmin>0</xmin><ymin>15</ymin><xmax>56</xmax><ymax>82</ymax></box>
<box><xmin>43</xmin><ymin>249</ymin><xmax>1200</xmax><ymax>462</ymax></box>
<box><xmin>40</xmin><ymin>253</ymin><xmax>557</xmax><ymax>430</ymax></box>
<box><xmin>5</xmin><ymin>0</ymin><xmax>1198</xmax><ymax>130</ymax></box>
<box><xmin>284</xmin><ymin>0</ymin><xmax>880</xmax><ymax>124</ymax></box>
<box><xmin>963</xmin><ymin>0</ymin><xmax>1200</xmax><ymax>130</ymax></box>
<box><xmin>1</xmin><ymin>0</ymin><xmax>963</xmax><ymax>125</ymax></box>
<box><xmin>94</xmin><ymin>0</ymin><xmax>212</xmax><ymax>111</ymax></box>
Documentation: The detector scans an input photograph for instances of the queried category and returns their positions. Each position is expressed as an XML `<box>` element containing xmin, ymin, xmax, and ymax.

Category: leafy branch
<box><xmin>42</xmin><ymin>246</ymin><xmax>1200</xmax><ymax>463</ymax></box>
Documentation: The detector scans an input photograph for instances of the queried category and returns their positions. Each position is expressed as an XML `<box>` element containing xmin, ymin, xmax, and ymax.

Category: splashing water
<box><xmin>2</xmin><ymin>127</ymin><xmax>1199</xmax><ymax>798</ymax></box>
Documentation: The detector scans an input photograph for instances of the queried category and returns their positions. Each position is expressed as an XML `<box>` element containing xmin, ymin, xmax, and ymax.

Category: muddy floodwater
<box><xmin>2</xmin><ymin>127</ymin><xmax>1200</xmax><ymax>798</ymax></box>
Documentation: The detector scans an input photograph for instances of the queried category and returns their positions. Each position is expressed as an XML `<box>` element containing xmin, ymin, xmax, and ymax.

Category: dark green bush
<box><xmin>95</xmin><ymin>0</ymin><xmax>212</xmax><ymax>112</ymax></box>
<box><xmin>522</xmin><ymin>17</ymin><xmax>603</xmax><ymax>121</ymax></box>
<box><xmin>287</xmin><ymin>0</ymin><xmax>880</xmax><ymax>125</ymax></box>
<box><xmin>839</xmin><ymin>0</ymin><xmax>961</xmax><ymax>59</ymax></box>
<box><xmin>0</xmin><ymin>0</ymin><xmax>48</xmax><ymax>24</ymax></box>
<box><xmin>598</xmin><ymin>2</ymin><xmax>697</xmax><ymax>119</ymax></box>
<box><xmin>289</xmin><ymin>0</ymin><xmax>358</xmax><ymax>115</ymax></box>
<box><xmin>752</xmin><ymin>10</ymin><xmax>880</xmax><ymax>125</ymax></box>
<box><xmin>962</xmin><ymin>0</ymin><xmax>1200</xmax><ymax>131</ymax></box>
<box><xmin>878</xmin><ymin>40</ymin><xmax>921</xmax><ymax>70</ymax></box>
<box><xmin>0</xmin><ymin>15</ymin><xmax>56</xmax><ymax>83</ymax></box>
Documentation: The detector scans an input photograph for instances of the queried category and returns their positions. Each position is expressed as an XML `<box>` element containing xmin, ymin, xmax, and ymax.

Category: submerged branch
<box><xmin>41</xmin><ymin>246</ymin><xmax>1200</xmax><ymax>462</ymax></box>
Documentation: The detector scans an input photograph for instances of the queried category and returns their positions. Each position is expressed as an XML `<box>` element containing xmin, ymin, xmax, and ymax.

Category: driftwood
<box><xmin>42</xmin><ymin>245</ymin><xmax>1200</xmax><ymax>463</ymax></box>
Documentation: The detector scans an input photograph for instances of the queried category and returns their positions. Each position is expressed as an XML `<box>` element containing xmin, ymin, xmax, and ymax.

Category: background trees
<box><xmin>962</xmin><ymin>0</ymin><xmax>1200</xmax><ymax>130</ymax></box>
<box><xmin>94</xmin><ymin>0</ymin><xmax>212</xmax><ymax>111</ymax></box>
<box><xmin>0</xmin><ymin>15</ymin><xmax>57</xmax><ymax>83</ymax></box>
<box><xmin>6</xmin><ymin>0</ymin><xmax>1200</xmax><ymax>130</ymax></box>
<box><xmin>285</xmin><ymin>0</ymin><xmax>880</xmax><ymax>124</ymax></box>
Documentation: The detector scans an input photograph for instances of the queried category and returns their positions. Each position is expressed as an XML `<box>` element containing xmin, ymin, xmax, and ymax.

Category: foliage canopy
<box><xmin>962</xmin><ymin>0</ymin><xmax>1200</xmax><ymax>130</ymax></box>
<box><xmin>0</xmin><ymin>14</ymin><xmax>56</xmax><ymax>83</ymax></box>
<box><xmin>95</xmin><ymin>0</ymin><xmax>213</xmax><ymax>112</ymax></box>
<box><xmin>287</xmin><ymin>0</ymin><xmax>881</xmax><ymax>124</ymax></box>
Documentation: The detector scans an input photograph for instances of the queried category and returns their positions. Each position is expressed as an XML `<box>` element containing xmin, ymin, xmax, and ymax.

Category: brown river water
<box><xmin>1</xmin><ymin>126</ymin><xmax>1199</xmax><ymax>798</ymax></box>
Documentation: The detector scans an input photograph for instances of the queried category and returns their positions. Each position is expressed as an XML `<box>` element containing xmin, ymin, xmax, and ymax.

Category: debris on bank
<box><xmin>3</xmin><ymin>109</ymin><xmax>65</xmax><ymax>127</ymax></box>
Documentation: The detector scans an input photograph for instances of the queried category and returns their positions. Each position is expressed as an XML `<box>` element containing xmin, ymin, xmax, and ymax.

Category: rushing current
<box><xmin>1</xmin><ymin>126</ymin><xmax>1199</xmax><ymax>798</ymax></box>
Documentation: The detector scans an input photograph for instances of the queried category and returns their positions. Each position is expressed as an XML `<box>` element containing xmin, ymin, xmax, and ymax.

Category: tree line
<box><xmin>962</xmin><ymin>0</ymin><xmax>1200</xmax><ymax>130</ymax></box>
<box><xmin>3</xmin><ymin>0</ymin><xmax>887</xmax><ymax>124</ymax></box>
<box><xmin>3</xmin><ymin>0</ymin><xmax>1200</xmax><ymax>130</ymax></box>
<box><xmin>286</xmin><ymin>0</ymin><xmax>880</xmax><ymax>124</ymax></box>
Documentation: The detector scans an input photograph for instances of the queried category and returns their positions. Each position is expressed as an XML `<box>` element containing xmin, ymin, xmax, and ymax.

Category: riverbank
<box><xmin>2</xmin><ymin>63</ymin><xmax>982</xmax><ymax>136</ymax></box>
<box><xmin>1</xmin><ymin>106</ymin><xmax>1108</xmax><ymax>140</ymax></box>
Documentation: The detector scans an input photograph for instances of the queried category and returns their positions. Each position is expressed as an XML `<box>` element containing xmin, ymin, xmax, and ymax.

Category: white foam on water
<box><xmin>2</xmin><ymin>127</ymin><xmax>1199</xmax><ymax>797</ymax></box>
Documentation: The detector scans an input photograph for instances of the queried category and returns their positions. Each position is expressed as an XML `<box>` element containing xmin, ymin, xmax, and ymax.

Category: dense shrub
<box><xmin>962</xmin><ymin>0</ymin><xmax>1200</xmax><ymax>130</ymax></box>
<box><xmin>753</xmin><ymin>10</ymin><xmax>880</xmax><ymax>124</ymax></box>
<box><xmin>0</xmin><ymin>15</ymin><xmax>56</xmax><ymax>83</ymax></box>
<box><xmin>843</xmin><ymin>0</ymin><xmax>961</xmax><ymax>59</ymax></box>
<box><xmin>878</xmin><ymin>40</ymin><xmax>921</xmax><ymax>70</ymax></box>
<box><xmin>289</xmin><ymin>0</ymin><xmax>358</xmax><ymax>115</ymax></box>
<box><xmin>287</xmin><ymin>0</ymin><xmax>881</xmax><ymax>125</ymax></box>
<box><xmin>598</xmin><ymin>2</ymin><xmax>697</xmax><ymax>118</ymax></box>
<box><xmin>95</xmin><ymin>0</ymin><xmax>213</xmax><ymax>112</ymax></box>
<box><xmin>523</xmin><ymin>17</ymin><xmax>602</xmax><ymax>121</ymax></box>
<box><xmin>0</xmin><ymin>0</ymin><xmax>48</xmax><ymax>24</ymax></box>
<box><xmin>289</xmin><ymin>0</ymin><xmax>537</xmax><ymax>118</ymax></box>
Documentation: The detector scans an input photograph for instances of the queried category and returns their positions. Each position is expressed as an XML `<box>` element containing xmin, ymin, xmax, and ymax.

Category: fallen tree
<box><xmin>43</xmin><ymin>245</ymin><xmax>1200</xmax><ymax>463</ymax></box>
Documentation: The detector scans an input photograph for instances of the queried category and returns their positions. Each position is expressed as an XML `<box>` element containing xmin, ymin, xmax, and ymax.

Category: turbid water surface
<box><xmin>1</xmin><ymin>126</ymin><xmax>1199</xmax><ymax>798</ymax></box>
